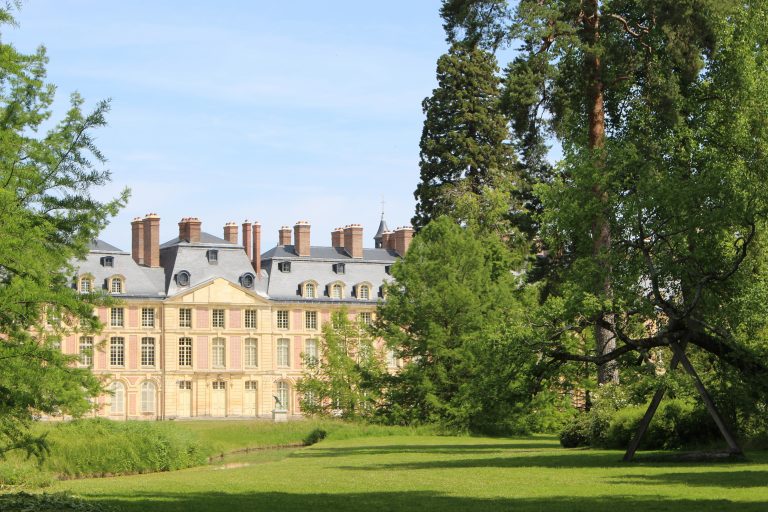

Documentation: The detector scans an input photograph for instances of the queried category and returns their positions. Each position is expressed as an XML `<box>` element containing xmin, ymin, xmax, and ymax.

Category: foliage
<box><xmin>297</xmin><ymin>308</ymin><xmax>386</xmax><ymax>419</ymax></box>
<box><xmin>0</xmin><ymin>7</ymin><xmax>128</xmax><ymax>458</ymax></box>
<box><xmin>412</xmin><ymin>43</ymin><xmax>520</xmax><ymax>241</ymax></box>
<box><xmin>0</xmin><ymin>492</ymin><xmax>115</xmax><ymax>512</ymax></box>
<box><xmin>441</xmin><ymin>0</ymin><xmax>768</xmax><ymax>398</ymax></box>
<box><xmin>376</xmin><ymin>217</ymin><xmax>559</xmax><ymax>433</ymax></box>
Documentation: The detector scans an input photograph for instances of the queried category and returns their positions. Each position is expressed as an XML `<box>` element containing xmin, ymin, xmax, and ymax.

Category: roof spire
<box><xmin>374</xmin><ymin>199</ymin><xmax>389</xmax><ymax>249</ymax></box>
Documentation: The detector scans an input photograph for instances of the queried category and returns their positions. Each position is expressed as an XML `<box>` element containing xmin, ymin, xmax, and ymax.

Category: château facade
<box><xmin>63</xmin><ymin>215</ymin><xmax>412</xmax><ymax>420</ymax></box>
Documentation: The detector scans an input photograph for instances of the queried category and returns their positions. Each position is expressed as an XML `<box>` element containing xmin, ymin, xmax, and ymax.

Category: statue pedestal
<box><xmin>272</xmin><ymin>408</ymin><xmax>288</xmax><ymax>422</ymax></box>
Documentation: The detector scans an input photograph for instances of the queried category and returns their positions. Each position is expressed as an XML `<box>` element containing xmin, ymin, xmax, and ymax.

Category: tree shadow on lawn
<box><xmin>610</xmin><ymin>470</ymin><xmax>768</xmax><ymax>488</ymax></box>
<box><xmin>83</xmin><ymin>490</ymin><xmax>767</xmax><ymax>512</ymax></box>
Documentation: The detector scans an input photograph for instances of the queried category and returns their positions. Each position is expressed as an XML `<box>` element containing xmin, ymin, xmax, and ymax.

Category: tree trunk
<box><xmin>584</xmin><ymin>0</ymin><xmax>618</xmax><ymax>384</ymax></box>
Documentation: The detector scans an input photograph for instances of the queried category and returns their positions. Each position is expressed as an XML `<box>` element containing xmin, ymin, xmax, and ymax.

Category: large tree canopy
<box><xmin>441</xmin><ymin>0</ymin><xmax>768</xmax><ymax>389</ymax></box>
<box><xmin>0</xmin><ymin>7</ymin><xmax>127</xmax><ymax>457</ymax></box>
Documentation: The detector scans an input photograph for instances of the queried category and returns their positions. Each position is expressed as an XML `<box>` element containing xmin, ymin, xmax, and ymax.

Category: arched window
<box><xmin>110</xmin><ymin>381</ymin><xmax>125</xmax><ymax>414</ymax></box>
<box><xmin>141</xmin><ymin>381</ymin><xmax>157</xmax><ymax>413</ymax></box>
<box><xmin>304</xmin><ymin>282</ymin><xmax>316</xmax><ymax>298</ymax></box>
<box><xmin>79</xmin><ymin>276</ymin><xmax>92</xmax><ymax>293</ymax></box>
<box><xmin>331</xmin><ymin>283</ymin><xmax>343</xmax><ymax>299</ymax></box>
<box><xmin>110</xmin><ymin>277</ymin><xmax>123</xmax><ymax>294</ymax></box>
<box><xmin>359</xmin><ymin>284</ymin><xmax>370</xmax><ymax>300</ymax></box>
<box><xmin>276</xmin><ymin>381</ymin><xmax>290</xmax><ymax>410</ymax></box>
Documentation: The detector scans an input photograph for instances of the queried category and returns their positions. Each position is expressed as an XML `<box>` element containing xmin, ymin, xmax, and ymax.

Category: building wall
<box><xmin>74</xmin><ymin>279</ymin><xmax>379</xmax><ymax>420</ymax></box>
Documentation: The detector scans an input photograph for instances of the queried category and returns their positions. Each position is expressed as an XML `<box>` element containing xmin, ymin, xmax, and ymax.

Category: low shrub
<box><xmin>303</xmin><ymin>428</ymin><xmax>327</xmax><ymax>445</ymax></box>
<box><xmin>0</xmin><ymin>492</ymin><xmax>114</xmax><ymax>512</ymax></box>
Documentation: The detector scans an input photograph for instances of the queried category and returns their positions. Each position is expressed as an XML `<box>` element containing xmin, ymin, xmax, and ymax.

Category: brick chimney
<box><xmin>392</xmin><ymin>226</ymin><xmax>414</xmax><ymax>257</ymax></box>
<box><xmin>252</xmin><ymin>222</ymin><xmax>261</xmax><ymax>276</ymax></box>
<box><xmin>242</xmin><ymin>220</ymin><xmax>252</xmax><ymax>260</ymax></box>
<box><xmin>380</xmin><ymin>231</ymin><xmax>393</xmax><ymax>251</ymax></box>
<box><xmin>142</xmin><ymin>213</ymin><xmax>161</xmax><ymax>267</ymax></box>
<box><xmin>331</xmin><ymin>227</ymin><xmax>344</xmax><ymax>248</ymax></box>
<box><xmin>131</xmin><ymin>217</ymin><xmax>144</xmax><ymax>265</ymax></box>
<box><xmin>278</xmin><ymin>226</ymin><xmax>291</xmax><ymax>246</ymax></box>
<box><xmin>294</xmin><ymin>221</ymin><xmax>310</xmax><ymax>257</ymax></box>
<box><xmin>224</xmin><ymin>222</ymin><xmax>238</xmax><ymax>244</ymax></box>
<box><xmin>343</xmin><ymin>224</ymin><xmax>363</xmax><ymax>259</ymax></box>
<box><xmin>179</xmin><ymin>217</ymin><xmax>202</xmax><ymax>243</ymax></box>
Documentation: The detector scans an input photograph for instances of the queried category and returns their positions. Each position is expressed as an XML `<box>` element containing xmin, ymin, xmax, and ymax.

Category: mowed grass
<box><xmin>53</xmin><ymin>434</ymin><xmax>768</xmax><ymax>512</ymax></box>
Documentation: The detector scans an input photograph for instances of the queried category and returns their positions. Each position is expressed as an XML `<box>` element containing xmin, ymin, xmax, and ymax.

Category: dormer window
<box><xmin>278</xmin><ymin>261</ymin><xmax>291</xmax><ymax>273</ymax></box>
<box><xmin>385</xmin><ymin>265</ymin><xmax>392</xmax><ymax>275</ymax></box>
<box><xmin>329</xmin><ymin>283</ymin><xmax>343</xmax><ymax>299</ymax></box>
<box><xmin>207</xmin><ymin>250</ymin><xmax>218</xmax><ymax>264</ymax></box>
<box><xmin>101</xmin><ymin>256</ymin><xmax>114</xmax><ymax>267</ymax></box>
<box><xmin>176</xmin><ymin>271</ymin><xmax>191</xmax><ymax>287</ymax></box>
<box><xmin>302</xmin><ymin>281</ymin><xmax>317</xmax><ymax>299</ymax></box>
<box><xmin>240</xmin><ymin>273</ymin><xmax>255</xmax><ymax>289</ymax></box>
<box><xmin>333</xmin><ymin>263</ymin><xmax>345</xmax><ymax>274</ymax></box>
<box><xmin>79</xmin><ymin>276</ymin><xmax>93</xmax><ymax>293</ymax></box>
<box><xmin>358</xmin><ymin>284</ymin><xmax>370</xmax><ymax>300</ymax></box>
<box><xmin>110</xmin><ymin>276</ymin><xmax>124</xmax><ymax>294</ymax></box>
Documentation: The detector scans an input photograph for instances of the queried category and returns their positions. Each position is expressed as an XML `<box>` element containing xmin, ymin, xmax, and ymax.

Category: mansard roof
<box><xmin>262</xmin><ymin>245</ymin><xmax>397</xmax><ymax>262</ymax></box>
<box><xmin>77</xmin><ymin>243</ymin><xmax>166</xmax><ymax>299</ymax></box>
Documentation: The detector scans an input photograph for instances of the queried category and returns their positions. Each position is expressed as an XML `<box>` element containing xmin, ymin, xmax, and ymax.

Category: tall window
<box><xmin>179</xmin><ymin>337</ymin><xmax>192</xmax><ymax>367</ymax></box>
<box><xmin>331</xmin><ymin>284</ymin><xmax>343</xmax><ymax>299</ymax></box>
<box><xmin>244</xmin><ymin>338</ymin><xmax>258</xmax><ymax>367</ymax></box>
<box><xmin>244</xmin><ymin>309</ymin><xmax>257</xmax><ymax>329</ymax></box>
<box><xmin>80</xmin><ymin>277</ymin><xmax>92</xmax><ymax>293</ymax></box>
<box><xmin>141</xmin><ymin>381</ymin><xmax>156</xmax><ymax>413</ymax></box>
<box><xmin>304</xmin><ymin>283</ymin><xmax>315</xmax><ymax>298</ymax></box>
<box><xmin>110</xmin><ymin>381</ymin><xmax>125</xmax><ymax>414</ymax></box>
<box><xmin>141</xmin><ymin>308</ymin><xmax>155</xmax><ymax>328</ymax></box>
<box><xmin>305</xmin><ymin>339</ymin><xmax>318</xmax><ymax>365</ymax></box>
<box><xmin>110</xmin><ymin>307</ymin><xmax>124</xmax><ymax>327</ymax></box>
<box><xmin>359</xmin><ymin>285</ymin><xmax>370</xmax><ymax>300</ymax></box>
<box><xmin>79</xmin><ymin>336</ymin><xmax>93</xmax><ymax>367</ymax></box>
<box><xmin>387</xmin><ymin>349</ymin><xmax>399</xmax><ymax>368</ymax></box>
<box><xmin>277</xmin><ymin>338</ymin><xmax>290</xmax><ymax>367</ymax></box>
<box><xmin>110</xmin><ymin>337</ymin><xmax>125</xmax><ymax>366</ymax></box>
<box><xmin>179</xmin><ymin>308</ymin><xmax>192</xmax><ymax>328</ymax></box>
<box><xmin>212</xmin><ymin>337</ymin><xmax>226</xmax><ymax>368</ymax></box>
<box><xmin>212</xmin><ymin>309</ymin><xmax>225</xmax><ymax>328</ymax></box>
<box><xmin>305</xmin><ymin>311</ymin><xmax>317</xmax><ymax>330</ymax></box>
<box><xmin>276</xmin><ymin>381</ymin><xmax>289</xmax><ymax>410</ymax></box>
<box><xmin>276</xmin><ymin>310</ymin><xmax>289</xmax><ymax>329</ymax></box>
<box><xmin>141</xmin><ymin>337</ymin><xmax>155</xmax><ymax>367</ymax></box>
<box><xmin>358</xmin><ymin>312</ymin><xmax>373</xmax><ymax>326</ymax></box>
<box><xmin>111</xmin><ymin>277</ymin><xmax>123</xmax><ymax>294</ymax></box>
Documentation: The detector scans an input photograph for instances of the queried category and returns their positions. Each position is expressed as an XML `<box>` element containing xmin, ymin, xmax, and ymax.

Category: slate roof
<box><xmin>374</xmin><ymin>217</ymin><xmax>389</xmax><ymax>240</ymax></box>
<box><xmin>76</xmin><ymin>233</ymin><xmax>395</xmax><ymax>303</ymax></box>
<box><xmin>76</xmin><ymin>246</ymin><xmax>167</xmax><ymax>299</ymax></box>
<box><xmin>262</xmin><ymin>245</ymin><xmax>395</xmax><ymax>302</ymax></box>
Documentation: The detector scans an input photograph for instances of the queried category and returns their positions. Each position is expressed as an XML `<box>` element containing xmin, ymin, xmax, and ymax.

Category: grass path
<box><xmin>55</xmin><ymin>435</ymin><xmax>768</xmax><ymax>512</ymax></box>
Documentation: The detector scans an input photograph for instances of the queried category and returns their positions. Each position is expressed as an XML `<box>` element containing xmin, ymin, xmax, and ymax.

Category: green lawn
<box><xmin>51</xmin><ymin>434</ymin><xmax>768</xmax><ymax>512</ymax></box>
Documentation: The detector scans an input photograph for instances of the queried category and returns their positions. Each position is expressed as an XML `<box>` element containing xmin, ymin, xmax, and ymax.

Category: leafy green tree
<box><xmin>376</xmin><ymin>217</ymin><xmax>551</xmax><ymax>433</ymax></box>
<box><xmin>442</xmin><ymin>1</ymin><xmax>768</xmax><ymax>394</ymax></box>
<box><xmin>412</xmin><ymin>43</ymin><xmax>520</xmax><ymax>240</ymax></box>
<box><xmin>297</xmin><ymin>308</ymin><xmax>385</xmax><ymax>419</ymax></box>
<box><xmin>0</xmin><ymin>7</ymin><xmax>127</xmax><ymax>457</ymax></box>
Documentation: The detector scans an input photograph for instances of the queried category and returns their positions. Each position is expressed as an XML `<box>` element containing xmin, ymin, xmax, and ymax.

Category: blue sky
<box><xmin>10</xmin><ymin>1</ymin><xmax>450</xmax><ymax>250</ymax></box>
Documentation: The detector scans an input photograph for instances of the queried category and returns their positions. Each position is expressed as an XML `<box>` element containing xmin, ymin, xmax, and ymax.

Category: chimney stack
<box><xmin>278</xmin><ymin>226</ymin><xmax>291</xmax><ymax>246</ymax></box>
<box><xmin>343</xmin><ymin>224</ymin><xmax>363</xmax><ymax>259</ymax></box>
<box><xmin>131</xmin><ymin>217</ymin><xmax>145</xmax><ymax>265</ymax></box>
<box><xmin>178</xmin><ymin>217</ymin><xmax>202</xmax><ymax>243</ymax></box>
<box><xmin>252</xmin><ymin>222</ymin><xmax>261</xmax><ymax>276</ymax></box>
<box><xmin>224</xmin><ymin>222</ymin><xmax>238</xmax><ymax>244</ymax></box>
<box><xmin>392</xmin><ymin>226</ymin><xmax>414</xmax><ymax>257</ymax></box>
<box><xmin>294</xmin><ymin>221</ymin><xmax>311</xmax><ymax>257</ymax></box>
<box><xmin>242</xmin><ymin>220</ymin><xmax>252</xmax><ymax>260</ymax></box>
<box><xmin>331</xmin><ymin>227</ymin><xmax>344</xmax><ymax>248</ymax></box>
<box><xmin>142</xmin><ymin>213</ymin><xmax>161</xmax><ymax>267</ymax></box>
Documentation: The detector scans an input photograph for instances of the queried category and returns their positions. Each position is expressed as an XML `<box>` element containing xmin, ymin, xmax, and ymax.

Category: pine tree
<box><xmin>0</xmin><ymin>7</ymin><xmax>127</xmax><ymax>457</ymax></box>
<box><xmin>412</xmin><ymin>43</ymin><xmax>518</xmax><ymax>238</ymax></box>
